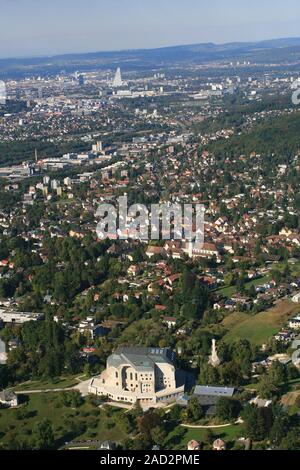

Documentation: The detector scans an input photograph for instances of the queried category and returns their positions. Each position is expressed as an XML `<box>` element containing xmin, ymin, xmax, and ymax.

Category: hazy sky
<box><xmin>1</xmin><ymin>0</ymin><xmax>300</xmax><ymax>58</ymax></box>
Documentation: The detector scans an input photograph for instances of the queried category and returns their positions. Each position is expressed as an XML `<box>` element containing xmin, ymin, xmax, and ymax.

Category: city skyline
<box><xmin>1</xmin><ymin>0</ymin><xmax>300</xmax><ymax>58</ymax></box>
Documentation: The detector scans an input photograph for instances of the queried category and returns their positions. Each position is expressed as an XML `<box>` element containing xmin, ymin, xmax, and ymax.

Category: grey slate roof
<box><xmin>194</xmin><ymin>385</ymin><xmax>235</xmax><ymax>397</ymax></box>
<box><xmin>107</xmin><ymin>347</ymin><xmax>174</xmax><ymax>371</ymax></box>
<box><xmin>192</xmin><ymin>386</ymin><xmax>234</xmax><ymax>416</ymax></box>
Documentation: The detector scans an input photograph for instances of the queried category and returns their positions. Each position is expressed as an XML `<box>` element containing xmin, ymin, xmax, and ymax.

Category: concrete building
<box><xmin>0</xmin><ymin>309</ymin><xmax>43</xmax><ymax>324</ymax></box>
<box><xmin>292</xmin><ymin>292</ymin><xmax>300</xmax><ymax>303</ymax></box>
<box><xmin>193</xmin><ymin>385</ymin><xmax>235</xmax><ymax>416</ymax></box>
<box><xmin>0</xmin><ymin>391</ymin><xmax>18</xmax><ymax>408</ymax></box>
<box><xmin>0</xmin><ymin>338</ymin><xmax>7</xmax><ymax>364</ymax></box>
<box><xmin>89</xmin><ymin>347</ymin><xmax>185</xmax><ymax>404</ymax></box>
<box><xmin>289</xmin><ymin>316</ymin><xmax>300</xmax><ymax>329</ymax></box>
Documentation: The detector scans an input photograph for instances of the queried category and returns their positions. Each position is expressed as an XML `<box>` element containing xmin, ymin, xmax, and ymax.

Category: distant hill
<box><xmin>2</xmin><ymin>37</ymin><xmax>300</xmax><ymax>78</ymax></box>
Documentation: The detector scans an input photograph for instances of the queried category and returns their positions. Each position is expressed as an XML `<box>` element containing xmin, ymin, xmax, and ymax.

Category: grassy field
<box><xmin>281</xmin><ymin>380</ymin><xmax>300</xmax><ymax>416</ymax></box>
<box><xmin>11</xmin><ymin>375</ymin><xmax>80</xmax><ymax>392</ymax></box>
<box><xmin>277</xmin><ymin>260</ymin><xmax>300</xmax><ymax>277</ymax></box>
<box><xmin>222</xmin><ymin>300</ymin><xmax>300</xmax><ymax>345</ymax></box>
<box><xmin>166</xmin><ymin>423</ymin><xmax>244</xmax><ymax>450</ymax></box>
<box><xmin>0</xmin><ymin>392</ymin><xmax>127</xmax><ymax>449</ymax></box>
<box><xmin>216</xmin><ymin>275</ymin><xmax>271</xmax><ymax>298</ymax></box>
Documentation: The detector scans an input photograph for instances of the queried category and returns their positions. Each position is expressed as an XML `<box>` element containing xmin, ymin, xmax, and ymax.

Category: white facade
<box><xmin>289</xmin><ymin>316</ymin><xmax>300</xmax><ymax>329</ymax></box>
<box><xmin>0</xmin><ymin>391</ymin><xmax>18</xmax><ymax>407</ymax></box>
<box><xmin>292</xmin><ymin>293</ymin><xmax>300</xmax><ymax>303</ymax></box>
<box><xmin>0</xmin><ymin>309</ymin><xmax>43</xmax><ymax>324</ymax></box>
<box><xmin>0</xmin><ymin>338</ymin><xmax>7</xmax><ymax>364</ymax></box>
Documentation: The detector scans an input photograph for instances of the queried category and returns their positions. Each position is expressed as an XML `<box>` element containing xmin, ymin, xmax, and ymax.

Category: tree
<box><xmin>287</xmin><ymin>364</ymin><xmax>300</xmax><ymax>381</ymax></box>
<box><xmin>224</xmin><ymin>273</ymin><xmax>234</xmax><ymax>286</ymax></box>
<box><xmin>257</xmin><ymin>374</ymin><xmax>279</xmax><ymax>399</ymax></box>
<box><xmin>151</xmin><ymin>426</ymin><xmax>167</xmax><ymax>446</ymax></box>
<box><xmin>118</xmin><ymin>414</ymin><xmax>134</xmax><ymax>434</ymax></box>
<box><xmin>60</xmin><ymin>391</ymin><xmax>83</xmax><ymax>408</ymax></box>
<box><xmin>137</xmin><ymin>411</ymin><xmax>162</xmax><ymax>440</ymax></box>
<box><xmin>0</xmin><ymin>365</ymin><xmax>11</xmax><ymax>388</ymax></box>
<box><xmin>219</xmin><ymin>361</ymin><xmax>243</xmax><ymax>386</ymax></box>
<box><xmin>216</xmin><ymin>397</ymin><xmax>241</xmax><ymax>422</ymax></box>
<box><xmin>168</xmin><ymin>405</ymin><xmax>181</xmax><ymax>421</ymax></box>
<box><xmin>231</xmin><ymin>340</ymin><xmax>254</xmax><ymax>376</ymax></box>
<box><xmin>236</xmin><ymin>275</ymin><xmax>245</xmax><ymax>293</ymax></box>
<box><xmin>34</xmin><ymin>418</ymin><xmax>55</xmax><ymax>449</ymax></box>
<box><xmin>270</xmin><ymin>414</ymin><xmax>290</xmax><ymax>445</ymax></box>
<box><xmin>270</xmin><ymin>269</ymin><xmax>282</xmax><ymax>284</ymax></box>
<box><xmin>283</xmin><ymin>264</ymin><xmax>291</xmax><ymax>280</ymax></box>
<box><xmin>269</xmin><ymin>361</ymin><xmax>287</xmax><ymax>385</ymax></box>
<box><xmin>280</xmin><ymin>430</ymin><xmax>300</xmax><ymax>450</ymax></box>
<box><xmin>185</xmin><ymin>397</ymin><xmax>204</xmax><ymax>423</ymax></box>
<box><xmin>242</xmin><ymin>404</ymin><xmax>273</xmax><ymax>441</ymax></box>
<box><xmin>182</xmin><ymin>268</ymin><xmax>196</xmax><ymax>296</ymax></box>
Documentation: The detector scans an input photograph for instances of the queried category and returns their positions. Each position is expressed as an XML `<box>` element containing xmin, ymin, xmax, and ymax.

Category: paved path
<box><xmin>181</xmin><ymin>419</ymin><xmax>242</xmax><ymax>429</ymax></box>
<box><xmin>181</xmin><ymin>423</ymin><xmax>232</xmax><ymax>429</ymax></box>
<box><xmin>105</xmin><ymin>401</ymin><xmax>132</xmax><ymax>410</ymax></box>
<box><xmin>73</xmin><ymin>379</ymin><xmax>91</xmax><ymax>396</ymax></box>
<box><xmin>14</xmin><ymin>378</ymin><xmax>92</xmax><ymax>396</ymax></box>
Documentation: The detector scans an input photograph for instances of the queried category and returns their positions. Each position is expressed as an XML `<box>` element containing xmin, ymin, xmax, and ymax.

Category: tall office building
<box><xmin>112</xmin><ymin>67</ymin><xmax>123</xmax><ymax>87</ymax></box>
<box><xmin>78</xmin><ymin>74</ymin><xmax>85</xmax><ymax>86</ymax></box>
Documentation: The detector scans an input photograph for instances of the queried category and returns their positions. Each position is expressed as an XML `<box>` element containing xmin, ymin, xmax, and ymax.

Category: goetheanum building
<box><xmin>89</xmin><ymin>347</ymin><xmax>185</xmax><ymax>404</ymax></box>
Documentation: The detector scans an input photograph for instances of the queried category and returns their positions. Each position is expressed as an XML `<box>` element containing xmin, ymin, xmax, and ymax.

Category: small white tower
<box><xmin>208</xmin><ymin>339</ymin><xmax>221</xmax><ymax>368</ymax></box>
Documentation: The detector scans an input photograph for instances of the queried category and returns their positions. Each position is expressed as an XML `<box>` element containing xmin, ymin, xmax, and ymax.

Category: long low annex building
<box><xmin>89</xmin><ymin>347</ymin><xmax>185</xmax><ymax>405</ymax></box>
<box><xmin>0</xmin><ymin>309</ymin><xmax>44</xmax><ymax>324</ymax></box>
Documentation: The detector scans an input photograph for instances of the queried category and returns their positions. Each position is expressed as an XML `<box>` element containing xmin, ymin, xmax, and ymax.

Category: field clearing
<box><xmin>281</xmin><ymin>391</ymin><xmax>300</xmax><ymax>407</ymax></box>
<box><xmin>0</xmin><ymin>392</ymin><xmax>126</xmax><ymax>449</ymax></box>
<box><xmin>222</xmin><ymin>300</ymin><xmax>300</xmax><ymax>345</ymax></box>
<box><xmin>11</xmin><ymin>375</ymin><xmax>79</xmax><ymax>392</ymax></box>
<box><xmin>216</xmin><ymin>275</ymin><xmax>271</xmax><ymax>298</ymax></box>
<box><xmin>166</xmin><ymin>423</ymin><xmax>244</xmax><ymax>449</ymax></box>
<box><xmin>276</xmin><ymin>261</ymin><xmax>300</xmax><ymax>277</ymax></box>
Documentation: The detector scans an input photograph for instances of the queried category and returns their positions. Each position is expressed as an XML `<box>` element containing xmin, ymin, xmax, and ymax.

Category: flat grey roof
<box><xmin>194</xmin><ymin>385</ymin><xmax>235</xmax><ymax>397</ymax></box>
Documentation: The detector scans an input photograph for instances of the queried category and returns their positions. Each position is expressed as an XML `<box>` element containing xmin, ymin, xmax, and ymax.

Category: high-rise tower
<box><xmin>112</xmin><ymin>67</ymin><xmax>123</xmax><ymax>88</ymax></box>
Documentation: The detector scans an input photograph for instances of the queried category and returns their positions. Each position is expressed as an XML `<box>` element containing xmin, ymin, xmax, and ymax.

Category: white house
<box><xmin>0</xmin><ymin>391</ymin><xmax>18</xmax><ymax>408</ymax></box>
<box><xmin>163</xmin><ymin>316</ymin><xmax>178</xmax><ymax>329</ymax></box>
<box><xmin>289</xmin><ymin>316</ymin><xmax>300</xmax><ymax>330</ymax></box>
<box><xmin>0</xmin><ymin>309</ymin><xmax>43</xmax><ymax>324</ymax></box>
<box><xmin>292</xmin><ymin>293</ymin><xmax>300</xmax><ymax>303</ymax></box>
